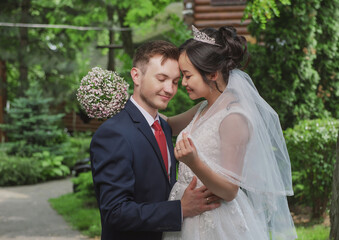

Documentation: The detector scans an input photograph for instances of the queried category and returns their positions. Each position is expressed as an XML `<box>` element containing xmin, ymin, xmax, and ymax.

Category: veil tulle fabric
<box><xmin>192</xmin><ymin>69</ymin><xmax>297</xmax><ymax>239</ymax></box>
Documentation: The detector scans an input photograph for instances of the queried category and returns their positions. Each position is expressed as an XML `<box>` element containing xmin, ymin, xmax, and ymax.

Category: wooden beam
<box><xmin>195</xmin><ymin>19</ymin><xmax>251</xmax><ymax>27</ymax></box>
<box><xmin>195</xmin><ymin>0</ymin><xmax>211</xmax><ymax>5</ymax></box>
<box><xmin>195</xmin><ymin>11</ymin><xmax>245</xmax><ymax>20</ymax></box>
<box><xmin>96</xmin><ymin>44</ymin><xmax>123</xmax><ymax>49</ymax></box>
<box><xmin>195</xmin><ymin>5</ymin><xmax>246</xmax><ymax>12</ymax></box>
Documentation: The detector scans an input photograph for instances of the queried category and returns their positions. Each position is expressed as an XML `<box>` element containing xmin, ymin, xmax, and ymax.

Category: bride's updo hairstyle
<box><xmin>179</xmin><ymin>26</ymin><xmax>249</xmax><ymax>92</ymax></box>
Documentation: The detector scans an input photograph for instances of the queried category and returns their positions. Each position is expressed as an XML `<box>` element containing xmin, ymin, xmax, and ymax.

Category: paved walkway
<box><xmin>0</xmin><ymin>178</ymin><xmax>91</xmax><ymax>240</ymax></box>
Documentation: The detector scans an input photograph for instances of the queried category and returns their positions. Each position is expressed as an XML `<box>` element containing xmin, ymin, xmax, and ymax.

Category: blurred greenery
<box><xmin>244</xmin><ymin>0</ymin><xmax>292</xmax><ymax>29</ymax></box>
<box><xmin>49</xmin><ymin>193</ymin><xmax>101</xmax><ymax>238</ymax></box>
<box><xmin>72</xmin><ymin>171</ymin><xmax>97</xmax><ymax>206</ymax></box>
<box><xmin>0</xmin><ymin>151</ymin><xmax>41</xmax><ymax>186</ymax></box>
<box><xmin>0</xmin><ymin>82</ymin><xmax>68</xmax><ymax>157</ymax></box>
<box><xmin>246</xmin><ymin>0</ymin><xmax>339</xmax><ymax>129</ymax></box>
<box><xmin>285</xmin><ymin>118</ymin><xmax>339</xmax><ymax>218</ymax></box>
<box><xmin>0</xmin><ymin>132</ymin><xmax>92</xmax><ymax>186</ymax></box>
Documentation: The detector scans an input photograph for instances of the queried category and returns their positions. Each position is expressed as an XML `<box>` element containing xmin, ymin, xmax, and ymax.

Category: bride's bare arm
<box><xmin>175</xmin><ymin>113</ymin><xmax>249</xmax><ymax>202</ymax></box>
<box><xmin>160</xmin><ymin>102</ymin><xmax>203</xmax><ymax>136</ymax></box>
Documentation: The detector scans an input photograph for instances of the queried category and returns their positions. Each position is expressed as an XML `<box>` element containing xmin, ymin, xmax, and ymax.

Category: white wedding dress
<box><xmin>163</xmin><ymin>70</ymin><xmax>296</xmax><ymax>240</ymax></box>
<box><xmin>163</xmin><ymin>101</ymin><xmax>269</xmax><ymax>240</ymax></box>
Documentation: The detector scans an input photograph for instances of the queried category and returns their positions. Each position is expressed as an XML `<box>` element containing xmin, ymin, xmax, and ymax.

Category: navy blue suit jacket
<box><xmin>90</xmin><ymin>99</ymin><xmax>182</xmax><ymax>240</ymax></box>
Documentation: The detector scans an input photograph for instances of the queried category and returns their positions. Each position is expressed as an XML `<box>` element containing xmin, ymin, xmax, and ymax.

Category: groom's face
<box><xmin>134</xmin><ymin>55</ymin><xmax>180</xmax><ymax>114</ymax></box>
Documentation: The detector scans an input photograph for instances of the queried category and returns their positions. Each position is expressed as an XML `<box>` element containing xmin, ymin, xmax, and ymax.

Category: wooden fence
<box><xmin>62</xmin><ymin>111</ymin><xmax>104</xmax><ymax>133</ymax></box>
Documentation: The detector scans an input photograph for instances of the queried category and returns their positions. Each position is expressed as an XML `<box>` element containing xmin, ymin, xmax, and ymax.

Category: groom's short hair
<box><xmin>133</xmin><ymin>40</ymin><xmax>179</xmax><ymax>73</ymax></box>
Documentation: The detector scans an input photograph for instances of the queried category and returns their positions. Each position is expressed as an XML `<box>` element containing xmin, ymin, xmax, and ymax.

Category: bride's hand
<box><xmin>174</xmin><ymin>133</ymin><xmax>199</xmax><ymax>167</ymax></box>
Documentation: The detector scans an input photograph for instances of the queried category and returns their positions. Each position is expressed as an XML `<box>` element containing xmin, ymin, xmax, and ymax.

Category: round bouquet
<box><xmin>77</xmin><ymin>67</ymin><xmax>129</xmax><ymax>119</ymax></box>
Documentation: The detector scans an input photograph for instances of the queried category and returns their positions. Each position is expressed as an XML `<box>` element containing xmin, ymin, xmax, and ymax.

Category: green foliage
<box><xmin>0</xmin><ymin>133</ymin><xmax>92</xmax><ymax>186</ymax></box>
<box><xmin>119</xmin><ymin>0</ymin><xmax>178</xmax><ymax>27</ymax></box>
<box><xmin>0</xmin><ymin>0</ymin><xmax>180</xmax><ymax>113</ymax></box>
<box><xmin>296</xmin><ymin>224</ymin><xmax>330</xmax><ymax>240</ymax></box>
<box><xmin>0</xmin><ymin>0</ymin><xmax>98</xmax><ymax>101</ymax></box>
<box><xmin>49</xmin><ymin>193</ymin><xmax>101</xmax><ymax>238</ymax></box>
<box><xmin>243</xmin><ymin>0</ymin><xmax>291</xmax><ymax>29</ymax></box>
<box><xmin>0</xmin><ymin>151</ymin><xmax>41</xmax><ymax>186</ymax></box>
<box><xmin>284</xmin><ymin>118</ymin><xmax>338</xmax><ymax>218</ymax></box>
<box><xmin>72</xmin><ymin>171</ymin><xmax>97</xmax><ymax>206</ymax></box>
<box><xmin>162</xmin><ymin>14</ymin><xmax>193</xmax><ymax>47</ymax></box>
<box><xmin>33</xmin><ymin>151</ymin><xmax>70</xmax><ymax>181</ymax></box>
<box><xmin>247</xmin><ymin>0</ymin><xmax>338</xmax><ymax>129</ymax></box>
<box><xmin>0</xmin><ymin>83</ymin><xmax>68</xmax><ymax>157</ymax></box>
<box><xmin>313</xmin><ymin>0</ymin><xmax>339</xmax><ymax>120</ymax></box>
<box><xmin>58</xmin><ymin>135</ymin><xmax>92</xmax><ymax>169</ymax></box>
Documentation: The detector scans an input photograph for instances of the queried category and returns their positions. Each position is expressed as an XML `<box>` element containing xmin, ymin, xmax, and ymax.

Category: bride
<box><xmin>162</xmin><ymin>26</ymin><xmax>297</xmax><ymax>239</ymax></box>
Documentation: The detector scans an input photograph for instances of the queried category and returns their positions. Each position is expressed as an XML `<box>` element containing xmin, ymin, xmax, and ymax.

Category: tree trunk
<box><xmin>18</xmin><ymin>0</ymin><xmax>30</xmax><ymax>96</ymax></box>
<box><xmin>0</xmin><ymin>59</ymin><xmax>7</xmax><ymax>142</ymax></box>
<box><xmin>106</xmin><ymin>6</ymin><xmax>115</xmax><ymax>71</ymax></box>
<box><xmin>117</xmin><ymin>8</ymin><xmax>134</xmax><ymax>58</ymax></box>
<box><xmin>330</xmin><ymin>130</ymin><xmax>339</xmax><ymax>240</ymax></box>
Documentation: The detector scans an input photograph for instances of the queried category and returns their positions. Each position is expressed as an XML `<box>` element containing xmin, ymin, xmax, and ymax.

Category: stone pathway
<box><xmin>0</xmin><ymin>178</ymin><xmax>90</xmax><ymax>240</ymax></box>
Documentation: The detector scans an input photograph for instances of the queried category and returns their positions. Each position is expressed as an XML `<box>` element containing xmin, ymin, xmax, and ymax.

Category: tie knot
<box><xmin>152</xmin><ymin>120</ymin><xmax>162</xmax><ymax>131</ymax></box>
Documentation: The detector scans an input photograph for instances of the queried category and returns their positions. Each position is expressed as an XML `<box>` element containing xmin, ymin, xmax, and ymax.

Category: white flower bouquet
<box><xmin>77</xmin><ymin>67</ymin><xmax>129</xmax><ymax>119</ymax></box>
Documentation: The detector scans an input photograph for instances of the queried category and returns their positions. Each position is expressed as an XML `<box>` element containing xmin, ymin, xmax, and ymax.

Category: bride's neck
<box><xmin>206</xmin><ymin>88</ymin><xmax>223</xmax><ymax>109</ymax></box>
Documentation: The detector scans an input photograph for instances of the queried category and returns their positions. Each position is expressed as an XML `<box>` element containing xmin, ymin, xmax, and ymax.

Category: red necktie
<box><xmin>152</xmin><ymin>120</ymin><xmax>169</xmax><ymax>175</ymax></box>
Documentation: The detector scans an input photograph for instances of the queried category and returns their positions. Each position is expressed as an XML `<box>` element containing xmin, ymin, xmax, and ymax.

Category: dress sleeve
<box><xmin>218</xmin><ymin>111</ymin><xmax>250</xmax><ymax>184</ymax></box>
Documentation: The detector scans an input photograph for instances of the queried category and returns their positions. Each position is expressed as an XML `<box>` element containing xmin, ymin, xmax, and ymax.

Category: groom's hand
<box><xmin>181</xmin><ymin>176</ymin><xmax>221</xmax><ymax>218</ymax></box>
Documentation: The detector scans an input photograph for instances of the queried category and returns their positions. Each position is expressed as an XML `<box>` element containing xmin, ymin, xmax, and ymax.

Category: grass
<box><xmin>49</xmin><ymin>193</ymin><xmax>101</xmax><ymax>238</ymax></box>
<box><xmin>295</xmin><ymin>224</ymin><xmax>330</xmax><ymax>240</ymax></box>
<box><xmin>50</xmin><ymin>193</ymin><xmax>331</xmax><ymax>239</ymax></box>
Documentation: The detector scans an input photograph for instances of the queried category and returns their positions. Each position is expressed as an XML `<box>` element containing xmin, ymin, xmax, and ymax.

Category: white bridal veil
<box><xmin>192</xmin><ymin>69</ymin><xmax>297</xmax><ymax>239</ymax></box>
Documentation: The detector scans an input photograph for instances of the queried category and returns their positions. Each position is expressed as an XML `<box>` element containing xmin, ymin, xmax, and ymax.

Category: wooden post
<box><xmin>0</xmin><ymin>60</ymin><xmax>7</xmax><ymax>142</ymax></box>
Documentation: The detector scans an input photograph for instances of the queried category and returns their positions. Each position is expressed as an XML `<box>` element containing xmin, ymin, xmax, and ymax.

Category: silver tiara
<box><xmin>192</xmin><ymin>25</ymin><xmax>221</xmax><ymax>46</ymax></box>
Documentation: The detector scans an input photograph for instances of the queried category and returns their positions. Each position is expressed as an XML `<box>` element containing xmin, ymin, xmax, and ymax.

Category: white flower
<box><xmin>77</xmin><ymin>67</ymin><xmax>129</xmax><ymax>119</ymax></box>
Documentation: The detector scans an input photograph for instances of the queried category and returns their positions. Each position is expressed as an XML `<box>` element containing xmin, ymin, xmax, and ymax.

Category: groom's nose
<box><xmin>163</xmin><ymin>81</ymin><xmax>176</xmax><ymax>95</ymax></box>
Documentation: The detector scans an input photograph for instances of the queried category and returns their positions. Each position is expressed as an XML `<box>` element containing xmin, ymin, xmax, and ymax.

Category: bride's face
<box><xmin>179</xmin><ymin>52</ymin><xmax>210</xmax><ymax>100</ymax></box>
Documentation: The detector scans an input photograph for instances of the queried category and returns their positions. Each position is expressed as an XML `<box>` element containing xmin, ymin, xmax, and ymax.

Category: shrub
<box><xmin>56</xmin><ymin>135</ymin><xmax>92</xmax><ymax>169</ymax></box>
<box><xmin>72</xmin><ymin>171</ymin><xmax>97</xmax><ymax>206</ymax></box>
<box><xmin>33</xmin><ymin>151</ymin><xmax>70</xmax><ymax>181</ymax></box>
<box><xmin>0</xmin><ymin>152</ymin><xmax>41</xmax><ymax>186</ymax></box>
<box><xmin>0</xmin><ymin>83</ymin><xmax>68</xmax><ymax>157</ymax></box>
<box><xmin>284</xmin><ymin>118</ymin><xmax>338</xmax><ymax>218</ymax></box>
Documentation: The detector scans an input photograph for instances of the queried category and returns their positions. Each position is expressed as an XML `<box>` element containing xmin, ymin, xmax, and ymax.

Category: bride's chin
<box><xmin>188</xmin><ymin>94</ymin><xmax>198</xmax><ymax>100</ymax></box>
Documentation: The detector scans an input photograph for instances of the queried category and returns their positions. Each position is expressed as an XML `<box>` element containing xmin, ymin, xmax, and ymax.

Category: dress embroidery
<box><xmin>162</xmin><ymin>102</ymin><xmax>268</xmax><ymax>240</ymax></box>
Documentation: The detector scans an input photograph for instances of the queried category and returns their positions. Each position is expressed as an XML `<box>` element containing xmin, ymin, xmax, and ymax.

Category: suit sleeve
<box><xmin>90</xmin><ymin>126</ymin><xmax>182</xmax><ymax>232</ymax></box>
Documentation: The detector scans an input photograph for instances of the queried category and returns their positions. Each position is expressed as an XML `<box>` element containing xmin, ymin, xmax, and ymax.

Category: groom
<box><xmin>90</xmin><ymin>40</ymin><xmax>220</xmax><ymax>240</ymax></box>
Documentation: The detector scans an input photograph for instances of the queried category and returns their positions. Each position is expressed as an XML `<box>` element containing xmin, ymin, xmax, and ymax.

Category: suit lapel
<box><xmin>160</xmin><ymin>118</ymin><xmax>177</xmax><ymax>186</ymax></box>
<box><xmin>125</xmin><ymin>100</ymin><xmax>171</xmax><ymax>184</ymax></box>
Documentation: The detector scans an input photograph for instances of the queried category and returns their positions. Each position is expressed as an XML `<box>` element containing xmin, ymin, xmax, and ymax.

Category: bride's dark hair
<box><xmin>179</xmin><ymin>26</ymin><xmax>249</xmax><ymax>92</ymax></box>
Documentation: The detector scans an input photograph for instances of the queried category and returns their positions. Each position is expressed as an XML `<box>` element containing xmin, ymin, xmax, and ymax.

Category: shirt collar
<box><xmin>130</xmin><ymin>95</ymin><xmax>159</xmax><ymax>127</ymax></box>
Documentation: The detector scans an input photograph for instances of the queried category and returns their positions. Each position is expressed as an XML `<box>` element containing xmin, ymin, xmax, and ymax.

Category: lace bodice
<box><xmin>175</xmin><ymin>101</ymin><xmax>247</xmax><ymax>187</ymax></box>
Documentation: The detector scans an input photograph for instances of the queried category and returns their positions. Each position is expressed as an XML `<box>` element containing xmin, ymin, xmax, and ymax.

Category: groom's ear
<box><xmin>131</xmin><ymin>67</ymin><xmax>142</xmax><ymax>86</ymax></box>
